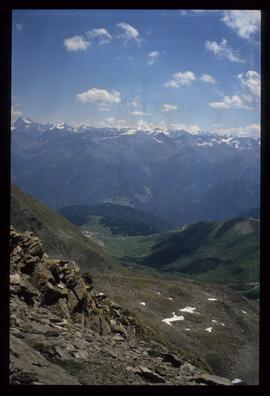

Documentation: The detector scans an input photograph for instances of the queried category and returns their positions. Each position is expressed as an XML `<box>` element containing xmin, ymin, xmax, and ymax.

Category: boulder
<box><xmin>41</xmin><ymin>283</ymin><xmax>68</xmax><ymax>306</ymax></box>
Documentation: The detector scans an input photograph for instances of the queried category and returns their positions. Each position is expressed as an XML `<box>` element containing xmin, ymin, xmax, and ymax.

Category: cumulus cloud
<box><xmin>165</xmin><ymin>71</ymin><xmax>196</xmax><ymax>88</ymax></box>
<box><xmin>116</xmin><ymin>22</ymin><xmax>141</xmax><ymax>45</ymax></box>
<box><xmin>137</xmin><ymin>119</ymin><xmax>168</xmax><ymax>131</ymax></box>
<box><xmin>99</xmin><ymin>117</ymin><xmax>127</xmax><ymax>129</ymax></box>
<box><xmin>128</xmin><ymin>111</ymin><xmax>152</xmax><ymax>116</ymax></box>
<box><xmin>200</xmin><ymin>74</ymin><xmax>216</xmax><ymax>84</ymax></box>
<box><xmin>160</xmin><ymin>104</ymin><xmax>178</xmax><ymax>112</ymax></box>
<box><xmin>64</xmin><ymin>35</ymin><xmax>90</xmax><ymax>51</ymax></box>
<box><xmin>238</xmin><ymin>70</ymin><xmax>260</xmax><ymax>99</ymax></box>
<box><xmin>76</xmin><ymin>88</ymin><xmax>121</xmax><ymax>106</ymax></box>
<box><xmin>222</xmin><ymin>10</ymin><xmax>260</xmax><ymax>39</ymax></box>
<box><xmin>86</xmin><ymin>28</ymin><xmax>112</xmax><ymax>44</ymax></box>
<box><xmin>209</xmin><ymin>70</ymin><xmax>260</xmax><ymax>110</ymax></box>
<box><xmin>170</xmin><ymin>123</ymin><xmax>201</xmax><ymax>134</ymax></box>
<box><xmin>213</xmin><ymin>123</ymin><xmax>260</xmax><ymax>138</ymax></box>
<box><xmin>209</xmin><ymin>95</ymin><xmax>251</xmax><ymax>110</ymax></box>
<box><xmin>205</xmin><ymin>38</ymin><xmax>244</xmax><ymax>63</ymax></box>
<box><xmin>147</xmin><ymin>51</ymin><xmax>160</xmax><ymax>65</ymax></box>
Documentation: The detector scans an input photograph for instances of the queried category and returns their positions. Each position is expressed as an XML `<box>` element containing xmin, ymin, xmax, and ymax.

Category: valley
<box><xmin>10</xmin><ymin>185</ymin><xmax>260</xmax><ymax>385</ymax></box>
<box><xmin>60</xmin><ymin>205</ymin><xmax>259</xmax><ymax>299</ymax></box>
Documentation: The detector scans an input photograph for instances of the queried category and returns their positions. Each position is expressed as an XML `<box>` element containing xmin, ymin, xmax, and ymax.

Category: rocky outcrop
<box><xmin>10</xmin><ymin>226</ymin><xmax>235</xmax><ymax>385</ymax></box>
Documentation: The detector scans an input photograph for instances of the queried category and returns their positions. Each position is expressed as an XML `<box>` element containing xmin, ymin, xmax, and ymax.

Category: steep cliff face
<box><xmin>10</xmin><ymin>227</ymin><xmax>234</xmax><ymax>386</ymax></box>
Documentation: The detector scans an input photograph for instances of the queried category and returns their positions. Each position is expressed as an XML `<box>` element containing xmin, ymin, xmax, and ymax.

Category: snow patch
<box><xmin>98</xmin><ymin>293</ymin><xmax>105</xmax><ymax>296</ymax></box>
<box><xmin>162</xmin><ymin>312</ymin><xmax>185</xmax><ymax>326</ymax></box>
<box><xmin>211</xmin><ymin>320</ymin><xmax>217</xmax><ymax>323</ymax></box>
<box><xmin>207</xmin><ymin>298</ymin><xmax>218</xmax><ymax>301</ymax></box>
<box><xmin>205</xmin><ymin>327</ymin><xmax>213</xmax><ymax>333</ymax></box>
<box><xmin>140</xmin><ymin>302</ymin><xmax>146</xmax><ymax>306</ymax></box>
<box><xmin>180</xmin><ymin>306</ymin><xmax>198</xmax><ymax>314</ymax></box>
<box><xmin>185</xmin><ymin>328</ymin><xmax>191</xmax><ymax>331</ymax></box>
<box><xmin>232</xmin><ymin>378</ymin><xmax>242</xmax><ymax>384</ymax></box>
<box><xmin>156</xmin><ymin>291</ymin><xmax>161</xmax><ymax>295</ymax></box>
<box><xmin>167</xmin><ymin>297</ymin><xmax>174</xmax><ymax>301</ymax></box>
<box><xmin>241</xmin><ymin>310</ymin><xmax>247</xmax><ymax>314</ymax></box>
<box><xmin>220</xmin><ymin>323</ymin><xmax>225</xmax><ymax>327</ymax></box>
<box><xmin>22</xmin><ymin>118</ymin><xmax>32</xmax><ymax>124</ymax></box>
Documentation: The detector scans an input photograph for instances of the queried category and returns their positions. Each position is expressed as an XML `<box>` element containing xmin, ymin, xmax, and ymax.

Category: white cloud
<box><xmin>200</xmin><ymin>74</ymin><xmax>216</xmax><ymax>84</ymax></box>
<box><xmin>11</xmin><ymin>106</ymin><xmax>22</xmax><ymax>122</ymax></box>
<box><xmin>64</xmin><ymin>35</ymin><xmax>90</xmax><ymax>51</ymax></box>
<box><xmin>213</xmin><ymin>123</ymin><xmax>260</xmax><ymax>138</ymax></box>
<box><xmin>16</xmin><ymin>23</ymin><xmax>23</xmax><ymax>32</ymax></box>
<box><xmin>137</xmin><ymin>120</ymin><xmax>168</xmax><ymax>131</ymax></box>
<box><xmin>99</xmin><ymin>117</ymin><xmax>127</xmax><ymax>129</ymax></box>
<box><xmin>222</xmin><ymin>10</ymin><xmax>260</xmax><ymax>39</ymax></box>
<box><xmin>76</xmin><ymin>88</ymin><xmax>121</xmax><ymax>105</ymax></box>
<box><xmin>147</xmin><ymin>51</ymin><xmax>160</xmax><ymax>65</ymax></box>
<box><xmin>129</xmin><ymin>95</ymin><xmax>140</xmax><ymax>108</ymax></box>
<box><xmin>205</xmin><ymin>38</ymin><xmax>244</xmax><ymax>63</ymax></box>
<box><xmin>209</xmin><ymin>70</ymin><xmax>260</xmax><ymax>111</ymax></box>
<box><xmin>165</xmin><ymin>71</ymin><xmax>196</xmax><ymax>88</ymax></box>
<box><xmin>86</xmin><ymin>28</ymin><xmax>112</xmax><ymax>44</ymax></box>
<box><xmin>116</xmin><ymin>22</ymin><xmax>141</xmax><ymax>45</ymax></box>
<box><xmin>209</xmin><ymin>95</ymin><xmax>251</xmax><ymax>110</ymax></box>
<box><xmin>238</xmin><ymin>71</ymin><xmax>260</xmax><ymax>99</ymax></box>
<box><xmin>170</xmin><ymin>123</ymin><xmax>201</xmax><ymax>134</ymax></box>
<box><xmin>128</xmin><ymin>111</ymin><xmax>152</xmax><ymax>116</ymax></box>
<box><xmin>160</xmin><ymin>104</ymin><xmax>178</xmax><ymax>112</ymax></box>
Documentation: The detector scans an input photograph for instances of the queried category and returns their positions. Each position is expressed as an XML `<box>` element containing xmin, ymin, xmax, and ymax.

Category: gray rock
<box><xmin>137</xmin><ymin>365</ymin><xmax>167</xmax><ymax>383</ymax></box>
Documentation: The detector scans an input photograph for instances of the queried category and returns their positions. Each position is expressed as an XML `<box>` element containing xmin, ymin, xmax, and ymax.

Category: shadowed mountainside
<box><xmin>10</xmin><ymin>184</ymin><xmax>113</xmax><ymax>273</ymax></box>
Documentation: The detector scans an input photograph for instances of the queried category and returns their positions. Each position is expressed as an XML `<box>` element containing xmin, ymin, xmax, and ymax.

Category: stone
<box><xmin>65</xmin><ymin>344</ymin><xmax>76</xmax><ymax>353</ymax></box>
<box><xmin>31</xmin><ymin>322</ymin><xmax>51</xmax><ymax>334</ymax></box>
<box><xmin>45</xmin><ymin>329</ymin><xmax>59</xmax><ymax>337</ymax></box>
<box><xmin>54</xmin><ymin>346</ymin><xmax>73</xmax><ymax>361</ymax></box>
<box><xmin>112</xmin><ymin>335</ymin><xmax>125</xmax><ymax>342</ymax></box>
<box><xmin>10</xmin><ymin>273</ymin><xmax>21</xmax><ymax>285</ymax></box>
<box><xmin>194</xmin><ymin>373</ymin><xmax>233</xmax><ymax>386</ymax></box>
<box><xmin>73</xmin><ymin>350</ymin><xmax>89</xmax><ymax>360</ymax></box>
<box><xmin>137</xmin><ymin>366</ymin><xmax>167</xmax><ymax>383</ymax></box>
<box><xmin>73</xmin><ymin>337</ymin><xmax>89</xmax><ymax>350</ymax></box>
<box><xmin>41</xmin><ymin>283</ymin><xmax>68</xmax><ymax>306</ymax></box>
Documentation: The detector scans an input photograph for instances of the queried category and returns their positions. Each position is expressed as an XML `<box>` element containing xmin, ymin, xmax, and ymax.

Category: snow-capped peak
<box><xmin>50</xmin><ymin>122</ymin><xmax>75</xmax><ymax>132</ymax></box>
<box><xmin>22</xmin><ymin>118</ymin><xmax>33</xmax><ymax>124</ymax></box>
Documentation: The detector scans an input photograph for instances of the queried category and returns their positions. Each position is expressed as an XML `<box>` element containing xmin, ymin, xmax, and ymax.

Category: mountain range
<box><xmin>11</xmin><ymin>117</ymin><xmax>260</xmax><ymax>227</ymax></box>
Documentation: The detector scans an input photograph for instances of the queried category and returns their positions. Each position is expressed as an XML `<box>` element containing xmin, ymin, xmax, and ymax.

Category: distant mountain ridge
<box><xmin>11</xmin><ymin>117</ymin><xmax>260</xmax><ymax>227</ymax></box>
<box><xmin>58</xmin><ymin>203</ymin><xmax>172</xmax><ymax>236</ymax></box>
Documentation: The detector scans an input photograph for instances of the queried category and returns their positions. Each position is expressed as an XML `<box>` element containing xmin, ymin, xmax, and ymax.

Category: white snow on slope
<box><xmin>205</xmin><ymin>327</ymin><xmax>213</xmax><ymax>333</ymax></box>
<box><xmin>140</xmin><ymin>302</ymin><xmax>146</xmax><ymax>306</ymax></box>
<box><xmin>207</xmin><ymin>298</ymin><xmax>218</xmax><ymax>301</ymax></box>
<box><xmin>162</xmin><ymin>312</ymin><xmax>185</xmax><ymax>326</ymax></box>
<box><xmin>180</xmin><ymin>306</ymin><xmax>198</xmax><ymax>314</ymax></box>
<box><xmin>232</xmin><ymin>378</ymin><xmax>242</xmax><ymax>384</ymax></box>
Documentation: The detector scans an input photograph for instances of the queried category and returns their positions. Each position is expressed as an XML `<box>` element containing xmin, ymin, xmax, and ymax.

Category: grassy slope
<box><xmin>58</xmin><ymin>203</ymin><xmax>171</xmax><ymax>234</ymax></box>
<box><xmin>81</xmin><ymin>218</ymin><xmax>260</xmax><ymax>295</ymax></box>
<box><xmin>10</xmin><ymin>185</ymin><xmax>114</xmax><ymax>273</ymax></box>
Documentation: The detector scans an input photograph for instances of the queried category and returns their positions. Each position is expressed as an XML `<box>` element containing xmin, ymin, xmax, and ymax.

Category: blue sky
<box><xmin>12</xmin><ymin>9</ymin><xmax>261</xmax><ymax>137</ymax></box>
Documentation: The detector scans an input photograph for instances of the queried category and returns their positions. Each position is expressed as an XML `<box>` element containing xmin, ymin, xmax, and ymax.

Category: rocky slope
<box><xmin>11</xmin><ymin>185</ymin><xmax>113</xmax><ymax>273</ymax></box>
<box><xmin>10</xmin><ymin>226</ymin><xmax>236</xmax><ymax>386</ymax></box>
